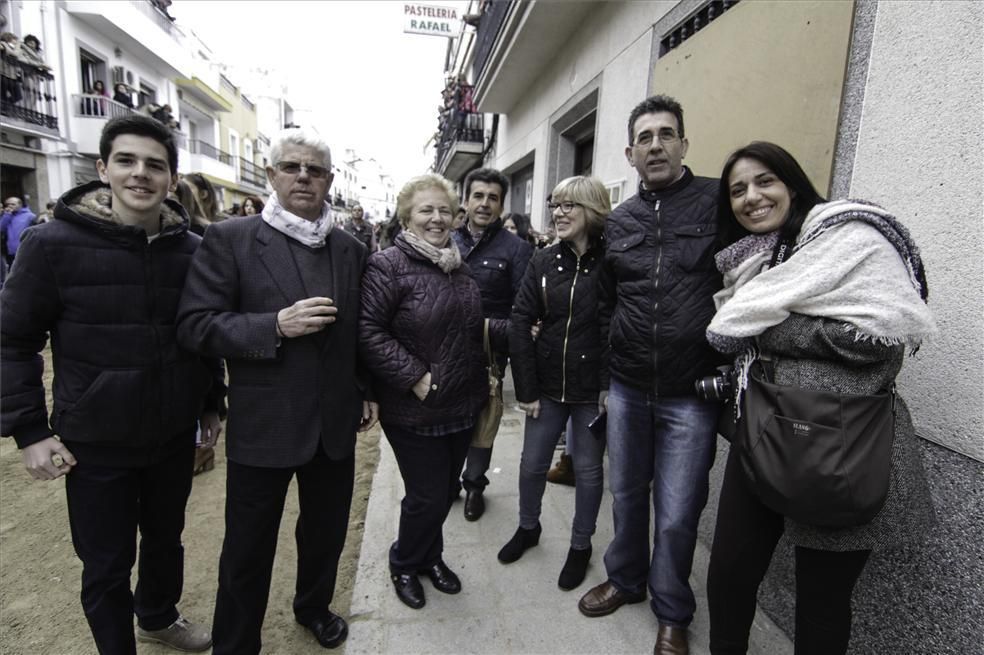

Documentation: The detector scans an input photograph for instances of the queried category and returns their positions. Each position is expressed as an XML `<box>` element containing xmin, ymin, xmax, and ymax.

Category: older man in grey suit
<box><xmin>177</xmin><ymin>128</ymin><xmax>377</xmax><ymax>654</ymax></box>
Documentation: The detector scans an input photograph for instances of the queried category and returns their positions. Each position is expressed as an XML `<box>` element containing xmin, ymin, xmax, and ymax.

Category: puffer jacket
<box><xmin>359</xmin><ymin>236</ymin><xmax>491</xmax><ymax>428</ymax></box>
<box><xmin>509</xmin><ymin>239</ymin><xmax>606</xmax><ymax>404</ymax></box>
<box><xmin>452</xmin><ymin>217</ymin><xmax>533</xmax><ymax>319</ymax></box>
<box><xmin>599</xmin><ymin>168</ymin><xmax>724</xmax><ymax>394</ymax></box>
<box><xmin>0</xmin><ymin>181</ymin><xmax>221</xmax><ymax>460</ymax></box>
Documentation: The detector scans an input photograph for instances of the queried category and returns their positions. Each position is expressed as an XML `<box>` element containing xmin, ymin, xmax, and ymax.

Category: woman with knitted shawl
<box><xmin>704</xmin><ymin>142</ymin><xmax>937</xmax><ymax>655</ymax></box>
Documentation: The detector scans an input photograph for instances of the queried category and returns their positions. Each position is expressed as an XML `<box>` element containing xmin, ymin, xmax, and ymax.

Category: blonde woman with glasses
<box><xmin>498</xmin><ymin>176</ymin><xmax>611</xmax><ymax>591</ymax></box>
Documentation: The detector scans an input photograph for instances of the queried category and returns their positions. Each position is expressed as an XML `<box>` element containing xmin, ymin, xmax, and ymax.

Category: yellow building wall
<box><xmin>651</xmin><ymin>0</ymin><xmax>855</xmax><ymax>193</ymax></box>
<box><xmin>216</xmin><ymin>82</ymin><xmax>262</xmax><ymax>208</ymax></box>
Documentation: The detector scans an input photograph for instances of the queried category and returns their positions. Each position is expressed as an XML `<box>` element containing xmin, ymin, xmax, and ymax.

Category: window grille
<box><xmin>659</xmin><ymin>0</ymin><xmax>740</xmax><ymax>56</ymax></box>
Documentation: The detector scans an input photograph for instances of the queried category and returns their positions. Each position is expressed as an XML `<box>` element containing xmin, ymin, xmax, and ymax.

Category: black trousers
<box><xmin>65</xmin><ymin>441</ymin><xmax>194</xmax><ymax>655</ymax></box>
<box><xmin>212</xmin><ymin>450</ymin><xmax>354</xmax><ymax>655</ymax></box>
<box><xmin>384</xmin><ymin>423</ymin><xmax>472</xmax><ymax>574</ymax></box>
<box><xmin>707</xmin><ymin>446</ymin><xmax>871</xmax><ymax>655</ymax></box>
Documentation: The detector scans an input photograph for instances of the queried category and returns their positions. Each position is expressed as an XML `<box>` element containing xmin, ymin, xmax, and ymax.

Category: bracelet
<box><xmin>275</xmin><ymin>315</ymin><xmax>285</xmax><ymax>338</ymax></box>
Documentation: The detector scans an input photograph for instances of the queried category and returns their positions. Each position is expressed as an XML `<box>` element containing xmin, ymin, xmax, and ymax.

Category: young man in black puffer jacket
<box><xmin>1</xmin><ymin>115</ymin><xmax>224</xmax><ymax>654</ymax></box>
<box><xmin>577</xmin><ymin>95</ymin><xmax>725</xmax><ymax>655</ymax></box>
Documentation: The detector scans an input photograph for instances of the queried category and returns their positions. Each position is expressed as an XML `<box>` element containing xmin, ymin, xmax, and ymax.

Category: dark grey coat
<box><xmin>759</xmin><ymin>313</ymin><xmax>935</xmax><ymax>551</ymax></box>
<box><xmin>177</xmin><ymin>217</ymin><xmax>368</xmax><ymax>467</ymax></box>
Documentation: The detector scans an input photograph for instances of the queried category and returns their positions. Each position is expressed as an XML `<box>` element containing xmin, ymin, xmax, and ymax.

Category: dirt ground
<box><xmin>0</xmin><ymin>347</ymin><xmax>382</xmax><ymax>655</ymax></box>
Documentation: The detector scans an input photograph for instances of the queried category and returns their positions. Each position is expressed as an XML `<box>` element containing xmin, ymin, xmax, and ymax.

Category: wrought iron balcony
<box><xmin>188</xmin><ymin>139</ymin><xmax>233</xmax><ymax>165</ymax></box>
<box><xmin>471</xmin><ymin>0</ymin><xmax>512</xmax><ymax>85</ymax></box>
<box><xmin>434</xmin><ymin>110</ymin><xmax>484</xmax><ymax>180</ymax></box>
<box><xmin>1</xmin><ymin>51</ymin><xmax>59</xmax><ymax>136</ymax></box>
<box><xmin>73</xmin><ymin>94</ymin><xmax>136</xmax><ymax>120</ymax></box>
<box><xmin>240</xmin><ymin>158</ymin><xmax>267</xmax><ymax>189</ymax></box>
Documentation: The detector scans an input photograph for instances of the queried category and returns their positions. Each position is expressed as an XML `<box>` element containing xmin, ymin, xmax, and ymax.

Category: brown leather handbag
<box><xmin>470</xmin><ymin>319</ymin><xmax>503</xmax><ymax>448</ymax></box>
<box><xmin>737</xmin><ymin>359</ymin><xmax>896</xmax><ymax>528</ymax></box>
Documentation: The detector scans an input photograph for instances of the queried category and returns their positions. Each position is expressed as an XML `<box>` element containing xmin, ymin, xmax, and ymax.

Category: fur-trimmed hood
<box><xmin>54</xmin><ymin>180</ymin><xmax>190</xmax><ymax>243</ymax></box>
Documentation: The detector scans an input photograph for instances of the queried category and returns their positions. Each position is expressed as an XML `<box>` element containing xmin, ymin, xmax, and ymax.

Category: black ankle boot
<box><xmin>497</xmin><ymin>524</ymin><xmax>542</xmax><ymax>563</ymax></box>
<box><xmin>558</xmin><ymin>545</ymin><xmax>592</xmax><ymax>590</ymax></box>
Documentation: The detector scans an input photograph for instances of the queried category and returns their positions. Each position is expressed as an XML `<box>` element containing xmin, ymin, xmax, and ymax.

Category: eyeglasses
<box><xmin>274</xmin><ymin>161</ymin><xmax>330</xmax><ymax>179</ymax></box>
<box><xmin>633</xmin><ymin>128</ymin><xmax>681</xmax><ymax>148</ymax></box>
<box><xmin>547</xmin><ymin>201</ymin><xmax>582</xmax><ymax>215</ymax></box>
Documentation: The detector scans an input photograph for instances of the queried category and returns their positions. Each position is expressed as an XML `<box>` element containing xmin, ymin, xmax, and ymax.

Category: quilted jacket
<box><xmin>0</xmin><ymin>181</ymin><xmax>220</xmax><ymax>461</ymax></box>
<box><xmin>359</xmin><ymin>235</ymin><xmax>494</xmax><ymax>428</ymax></box>
<box><xmin>509</xmin><ymin>239</ymin><xmax>606</xmax><ymax>404</ymax></box>
<box><xmin>452</xmin><ymin>217</ymin><xmax>533</xmax><ymax>320</ymax></box>
<box><xmin>599</xmin><ymin>168</ymin><xmax>725</xmax><ymax>394</ymax></box>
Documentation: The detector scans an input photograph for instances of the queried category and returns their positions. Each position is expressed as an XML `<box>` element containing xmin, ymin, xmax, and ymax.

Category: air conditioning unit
<box><xmin>111</xmin><ymin>66</ymin><xmax>136</xmax><ymax>89</ymax></box>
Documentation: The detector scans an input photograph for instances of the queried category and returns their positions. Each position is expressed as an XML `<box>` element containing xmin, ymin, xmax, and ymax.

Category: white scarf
<box><xmin>707</xmin><ymin>200</ymin><xmax>937</xmax><ymax>354</ymax></box>
<box><xmin>399</xmin><ymin>230</ymin><xmax>462</xmax><ymax>273</ymax></box>
<box><xmin>261</xmin><ymin>191</ymin><xmax>332</xmax><ymax>248</ymax></box>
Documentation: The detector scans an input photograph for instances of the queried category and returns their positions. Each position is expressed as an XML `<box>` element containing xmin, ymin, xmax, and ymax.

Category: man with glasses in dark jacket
<box><xmin>577</xmin><ymin>95</ymin><xmax>723</xmax><ymax>655</ymax></box>
<box><xmin>451</xmin><ymin>168</ymin><xmax>533</xmax><ymax>521</ymax></box>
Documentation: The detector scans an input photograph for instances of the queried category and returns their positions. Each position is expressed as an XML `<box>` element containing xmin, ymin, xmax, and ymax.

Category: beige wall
<box><xmin>847</xmin><ymin>0</ymin><xmax>983</xmax><ymax>460</ymax></box>
<box><xmin>651</xmin><ymin>0</ymin><xmax>854</xmax><ymax>189</ymax></box>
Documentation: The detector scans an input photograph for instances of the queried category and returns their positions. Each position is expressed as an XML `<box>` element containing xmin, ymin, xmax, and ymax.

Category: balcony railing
<box><xmin>73</xmin><ymin>94</ymin><xmax>136</xmax><ymax>120</ymax></box>
<box><xmin>1</xmin><ymin>52</ymin><xmax>59</xmax><ymax>134</ymax></box>
<box><xmin>240</xmin><ymin>158</ymin><xmax>267</xmax><ymax>188</ymax></box>
<box><xmin>435</xmin><ymin>111</ymin><xmax>484</xmax><ymax>171</ymax></box>
<box><xmin>188</xmin><ymin>139</ymin><xmax>233</xmax><ymax>165</ymax></box>
<box><xmin>471</xmin><ymin>0</ymin><xmax>512</xmax><ymax>84</ymax></box>
<box><xmin>130</xmin><ymin>0</ymin><xmax>185</xmax><ymax>41</ymax></box>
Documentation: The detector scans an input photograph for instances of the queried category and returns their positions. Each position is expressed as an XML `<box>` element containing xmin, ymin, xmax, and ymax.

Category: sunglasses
<box><xmin>274</xmin><ymin>161</ymin><xmax>330</xmax><ymax>179</ymax></box>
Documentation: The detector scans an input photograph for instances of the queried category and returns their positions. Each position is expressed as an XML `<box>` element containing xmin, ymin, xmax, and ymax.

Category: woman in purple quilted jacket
<box><xmin>359</xmin><ymin>174</ymin><xmax>505</xmax><ymax>610</ymax></box>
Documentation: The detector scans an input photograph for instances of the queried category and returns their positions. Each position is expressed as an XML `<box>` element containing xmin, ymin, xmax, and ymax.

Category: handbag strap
<box><xmin>483</xmin><ymin>318</ymin><xmax>492</xmax><ymax>365</ymax></box>
<box><xmin>483</xmin><ymin>318</ymin><xmax>502</xmax><ymax>381</ymax></box>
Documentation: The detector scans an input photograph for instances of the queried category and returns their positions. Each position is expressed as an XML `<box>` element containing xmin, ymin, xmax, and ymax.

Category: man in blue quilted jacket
<box><xmin>451</xmin><ymin>168</ymin><xmax>533</xmax><ymax>521</ymax></box>
<box><xmin>577</xmin><ymin>95</ymin><xmax>724</xmax><ymax>655</ymax></box>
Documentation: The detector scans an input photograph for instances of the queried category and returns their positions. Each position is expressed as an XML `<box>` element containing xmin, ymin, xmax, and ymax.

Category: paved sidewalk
<box><xmin>345</xmin><ymin>378</ymin><xmax>792</xmax><ymax>655</ymax></box>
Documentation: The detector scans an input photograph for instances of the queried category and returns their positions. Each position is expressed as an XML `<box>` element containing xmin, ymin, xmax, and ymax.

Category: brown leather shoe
<box><xmin>546</xmin><ymin>453</ymin><xmax>576</xmax><ymax>486</ymax></box>
<box><xmin>577</xmin><ymin>580</ymin><xmax>646</xmax><ymax>617</ymax></box>
<box><xmin>653</xmin><ymin>624</ymin><xmax>689</xmax><ymax>655</ymax></box>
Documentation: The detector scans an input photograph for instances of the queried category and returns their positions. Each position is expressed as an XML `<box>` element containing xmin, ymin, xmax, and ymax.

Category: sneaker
<box><xmin>136</xmin><ymin>615</ymin><xmax>212</xmax><ymax>652</ymax></box>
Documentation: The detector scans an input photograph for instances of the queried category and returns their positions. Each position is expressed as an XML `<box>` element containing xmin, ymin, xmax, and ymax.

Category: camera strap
<box><xmin>769</xmin><ymin>234</ymin><xmax>796</xmax><ymax>268</ymax></box>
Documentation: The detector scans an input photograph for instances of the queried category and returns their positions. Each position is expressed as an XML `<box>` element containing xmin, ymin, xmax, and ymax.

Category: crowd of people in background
<box><xmin>0</xmin><ymin>89</ymin><xmax>936</xmax><ymax>655</ymax></box>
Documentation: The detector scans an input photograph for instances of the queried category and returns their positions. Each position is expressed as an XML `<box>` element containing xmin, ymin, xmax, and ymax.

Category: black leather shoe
<box><xmin>418</xmin><ymin>560</ymin><xmax>461</xmax><ymax>594</ymax></box>
<box><xmin>497</xmin><ymin>524</ymin><xmax>542</xmax><ymax>563</ymax></box>
<box><xmin>464</xmin><ymin>489</ymin><xmax>485</xmax><ymax>521</ymax></box>
<box><xmin>296</xmin><ymin>612</ymin><xmax>348</xmax><ymax>649</ymax></box>
<box><xmin>391</xmin><ymin>573</ymin><xmax>426</xmax><ymax>609</ymax></box>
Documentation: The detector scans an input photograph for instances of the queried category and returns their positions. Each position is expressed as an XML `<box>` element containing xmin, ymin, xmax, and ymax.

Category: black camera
<box><xmin>694</xmin><ymin>365</ymin><xmax>735</xmax><ymax>403</ymax></box>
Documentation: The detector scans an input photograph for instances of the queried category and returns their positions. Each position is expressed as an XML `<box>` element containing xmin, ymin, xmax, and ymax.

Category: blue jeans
<box><xmin>518</xmin><ymin>397</ymin><xmax>605</xmax><ymax>549</ymax></box>
<box><xmin>603</xmin><ymin>379</ymin><xmax>719</xmax><ymax>627</ymax></box>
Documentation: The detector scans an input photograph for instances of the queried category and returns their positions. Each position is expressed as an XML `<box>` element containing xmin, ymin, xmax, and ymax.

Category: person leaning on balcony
<box><xmin>85</xmin><ymin>80</ymin><xmax>108</xmax><ymax>116</ymax></box>
<box><xmin>0</xmin><ymin>32</ymin><xmax>23</xmax><ymax>105</ymax></box>
<box><xmin>16</xmin><ymin>34</ymin><xmax>50</xmax><ymax>72</ymax></box>
<box><xmin>114</xmin><ymin>83</ymin><xmax>134</xmax><ymax>109</ymax></box>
